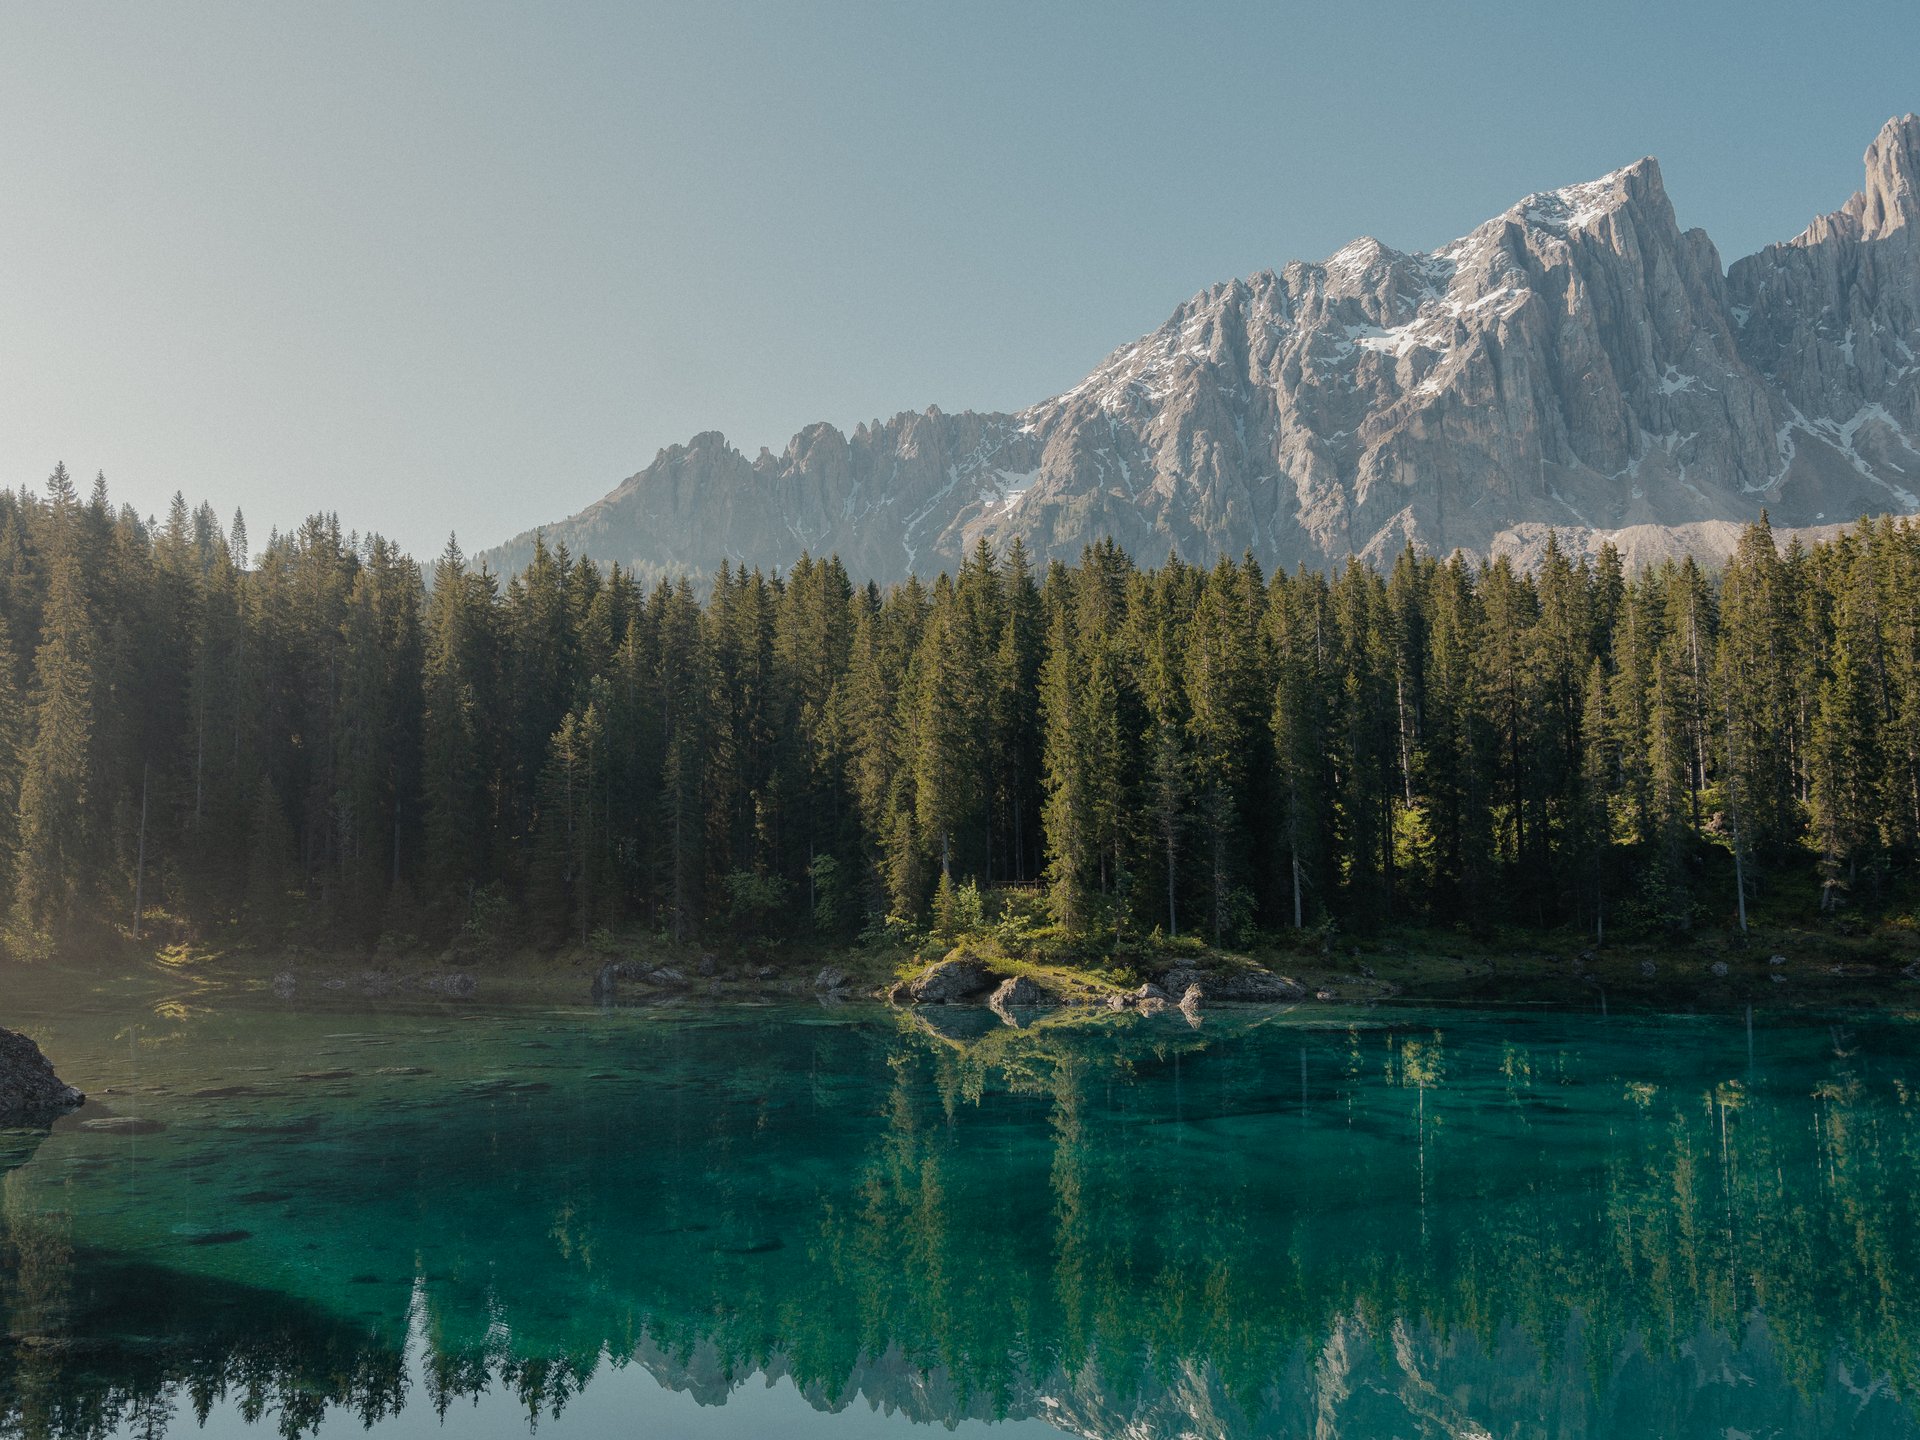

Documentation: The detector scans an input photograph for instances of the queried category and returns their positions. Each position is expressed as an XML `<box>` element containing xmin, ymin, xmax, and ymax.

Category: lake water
<box><xmin>2</xmin><ymin>982</ymin><xmax>1917</xmax><ymax>1439</ymax></box>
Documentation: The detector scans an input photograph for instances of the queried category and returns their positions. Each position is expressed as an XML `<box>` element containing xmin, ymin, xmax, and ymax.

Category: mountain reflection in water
<box><xmin>1</xmin><ymin>998</ymin><xmax>1917</xmax><ymax>1439</ymax></box>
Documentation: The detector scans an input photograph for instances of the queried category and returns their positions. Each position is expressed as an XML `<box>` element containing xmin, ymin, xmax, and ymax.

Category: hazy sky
<box><xmin>4</xmin><ymin>1</ymin><xmax>1918</xmax><ymax>560</ymax></box>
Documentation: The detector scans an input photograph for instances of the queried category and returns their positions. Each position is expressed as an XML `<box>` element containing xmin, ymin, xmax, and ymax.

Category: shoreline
<box><xmin>9</xmin><ymin>927</ymin><xmax>1917</xmax><ymax>1018</ymax></box>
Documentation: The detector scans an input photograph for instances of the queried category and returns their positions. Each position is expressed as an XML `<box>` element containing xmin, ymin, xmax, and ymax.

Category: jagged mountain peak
<box><xmin>1857</xmin><ymin>112</ymin><xmax>1920</xmax><ymax>240</ymax></box>
<box><xmin>1792</xmin><ymin>112</ymin><xmax>1920</xmax><ymax>246</ymax></box>
<box><xmin>1507</xmin><ymin>154</ymin><xmax>1668</xmax><ymax>235</ymax></box>
<box><xmin>481</xmin><ymin>116</ymin><xmax>1920</xmax><ymax>584</ymax></box>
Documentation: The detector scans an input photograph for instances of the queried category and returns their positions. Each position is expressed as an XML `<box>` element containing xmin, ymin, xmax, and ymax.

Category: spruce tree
<box><xmin>14</xmin><ymin>468</ymin><xmax>96</xmax><ymax>939</ymax></box>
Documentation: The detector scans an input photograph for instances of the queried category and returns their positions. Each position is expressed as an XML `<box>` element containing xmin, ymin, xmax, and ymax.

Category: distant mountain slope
<box><xmin>481</xmin><ymin>115</ymin><xmax>1920</xmax><ymax>582</ymax></box>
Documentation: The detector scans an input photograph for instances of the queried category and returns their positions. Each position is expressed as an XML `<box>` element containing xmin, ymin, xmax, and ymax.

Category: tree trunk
<box><xmin>1165</xmin><ymin>825</ymin><xmax>1177</xmax><ymax>937</ymax></box>
<box><xmin>132</xmin><ymin>762</ymin><xmax>149</xmax><ymax>939</ymax></box>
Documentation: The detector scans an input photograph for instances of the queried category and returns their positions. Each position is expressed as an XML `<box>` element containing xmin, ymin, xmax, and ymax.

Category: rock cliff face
<box><xmin>482</xmin><ymin>116</ymin><xmax>1920</xmax><ymax>583</ymax></box>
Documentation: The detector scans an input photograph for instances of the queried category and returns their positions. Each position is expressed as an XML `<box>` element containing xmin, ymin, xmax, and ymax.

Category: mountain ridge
<box><xmin>480</xmin><ymin>115</ymin><xmax>1920</xmax><ymax>582</ymax></box>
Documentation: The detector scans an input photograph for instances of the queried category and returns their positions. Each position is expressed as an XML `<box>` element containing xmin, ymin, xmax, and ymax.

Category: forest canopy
<box><xmin>1</xmin><ymin>462</ymin><xmax>1916</xmax><ymax>959</ymax></box>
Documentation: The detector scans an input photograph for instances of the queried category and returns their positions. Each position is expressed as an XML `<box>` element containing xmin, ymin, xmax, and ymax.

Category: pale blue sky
<box><xmin>3</xmin><ymin>1</ymin><xmax>1917</xmax><ymax>559</ymax></box>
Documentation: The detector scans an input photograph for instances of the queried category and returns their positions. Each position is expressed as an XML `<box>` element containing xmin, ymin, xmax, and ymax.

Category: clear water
<box><xmin>2</xmin><ymin>982</ymin><xmax>1917</xmax><ymax>1439</ymax></box>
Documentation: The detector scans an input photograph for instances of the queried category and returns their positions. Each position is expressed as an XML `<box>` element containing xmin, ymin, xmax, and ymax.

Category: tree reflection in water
<box><xmin>2</xmin><ymin>1004</ymin><xmax>1917</xmax><ymax>1438</ymax></box>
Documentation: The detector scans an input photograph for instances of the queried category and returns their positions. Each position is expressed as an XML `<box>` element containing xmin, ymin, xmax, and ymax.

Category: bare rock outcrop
<box><xmin>1155</xmin><ymin>963</ymin><xmax>1305</xmax><ymax>1004</ymax></box>
<box><xmin>901</xmin><ymin>954</ymin><xmax>996</xmax><ymax>1005</ymax></box>
<box><xmin>0</xmin><ymin>1025</ymin><xmax>84</xmax><ymax>1124</ymax></box>
<box><xmin>987</xmin><ymin>975</ymin><xmax>1048</xmax><ymax>1021</ymax></box>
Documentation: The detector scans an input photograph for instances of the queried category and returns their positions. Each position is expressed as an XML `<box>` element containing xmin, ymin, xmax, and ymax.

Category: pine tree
<box><xmin>422</xmin><ymin>537</ymin><xmax>496</xmax><ymax>920</ymax></box>
<box><xmin>1040</xmin><ymin>607</ymin><xmax>1094</xmax><ymax>932</ymax></box>
<box><xmin>1183</xmin><ymin>560</ymin><xmax>1258</xmax><ymax>945</ymax></box>
<box><xmin>14</xmin><ymin>468</ymin><xmax>96</xmax><ymax>939</ymax></box>
<box><xmin>909</xmin><ymin>584</ymin><xmax>977</xmax><ymax>884</ymax></box>
<box><xmin>1808</xmin><ymin>543</ymin><xmax>1885</xmax><ymax>910</ymax></box>
<box><xmin>0</xmin><ymin>621</ymin><xmax>27</xmax><ymax>905</ymax></box>
<box><xmin>992</xmin><ymin>537</ymin><xmax>1044</xmax><ymax>883</ymax></box>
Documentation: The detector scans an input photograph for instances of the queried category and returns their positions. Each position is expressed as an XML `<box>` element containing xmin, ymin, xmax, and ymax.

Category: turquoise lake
<box><xmin>2</xmin><ymin>983</ymin><xmax>1918</xmax><ymax>1439</ymax></box>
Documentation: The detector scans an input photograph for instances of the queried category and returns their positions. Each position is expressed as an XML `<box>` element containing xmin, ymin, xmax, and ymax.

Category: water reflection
<box><xmin>2</xmin><ymin>1001</ymin><xmax>1918</xmax><ymax>1438</ymax></box>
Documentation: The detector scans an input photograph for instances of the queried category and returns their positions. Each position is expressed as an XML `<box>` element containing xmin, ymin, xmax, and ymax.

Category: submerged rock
<box><xmin>0</xmin><ymin>1025</ymin><xmax>84</xmax><ymax>1124</ymax></box>
<box><xmin>81</xmin><ymin>1115</ymin><xmax>164</xmax><ymax>1135</ymax></box>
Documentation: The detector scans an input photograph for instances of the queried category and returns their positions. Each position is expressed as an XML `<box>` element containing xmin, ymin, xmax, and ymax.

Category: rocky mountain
<box><xmin>482</xmin><ymin>115</ymin><xmax>1920</xmax><ymax>583</ymax></box>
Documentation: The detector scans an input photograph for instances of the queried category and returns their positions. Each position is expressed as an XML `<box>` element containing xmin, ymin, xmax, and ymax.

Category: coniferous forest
<box><xmin>3</xmin><ymin>460</ymin><xmax>1919</xmax><ymax>961</ymax></box>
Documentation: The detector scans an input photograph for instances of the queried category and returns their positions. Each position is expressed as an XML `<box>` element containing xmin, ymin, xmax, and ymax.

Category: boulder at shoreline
<box><xmin>899</xmin><ymin>954</ymin><xmax>995</xmax><ymax>1005</ymax></box>
<box><xmin>0</xmin><ymin>1025</ymin><xmax>84</xmax><ymax>1124</ymax></box>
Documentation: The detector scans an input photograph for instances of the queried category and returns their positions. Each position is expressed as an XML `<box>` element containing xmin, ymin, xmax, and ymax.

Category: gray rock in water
<box><xmin>1134</xmin><ymin>983</ymin><xmax>1170</xmax><ymax>1003</ymax></box>
<box><xmin>591</xmin><ymin>959</ymin><xmax>656</xmax><ymax>1000</ymax></box>
<box><xmin>1769</xmin><ymin>954</ymin><xmax>1788</xmax><ymax>967</ymax></box>
<box><xmin>1158</xmin><ymin>965</ymin><xmax>1205</xmax><ymax>997</ymax></box>
<box><xmin>989</xmin><ymin>975</ymin><xmax>1046</xmax><ymax>1010</ymax></box>
<box><xmin>815</xmin><ymin>965</ymin><xmax>850</xmax><ymax>992</ymax></box>
<box><xmin>988</xmin><ymin>975</ymin><xmax>1048</xmax><ymax>1027</ymax></box>
<box><xmin>1709</xmin><ymin>961</ymin><xmax>1730</xmax><ymax>978</ymax></box>
<box><xmin>1208</xmin><ymin>969</ymin><xmax>1307</xmax><ymax>1003</ymax></box>
<box><xmin>905</xmin><ymin>956</ymin><xmax>995</xmax><ymax>1004</ymax></box>
<box><xmin>1178</xmin><ymin>984</ymin><xmax>1205</xmax><ymax>1014</ymax></box>
<box><xmin>1641</xmin><ymin>960</ymin><xmax>1658</xmax><ymax>977</ymax></box>
<box><xmin>271</xmin><ymin>972</ymin><xmax>297</xmax><ymax>999</ymax></box>
<box><xmin>0</xmin><ymin>1026</ymin><xmax>84</xmax><ymax>1124</ymax></box>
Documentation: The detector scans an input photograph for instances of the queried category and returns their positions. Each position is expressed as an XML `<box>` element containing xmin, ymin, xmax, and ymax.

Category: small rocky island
<box><xmin>0</xmin><ymin>1024</ymin><xmax>84</xmax><ymax>1124</ymax></box>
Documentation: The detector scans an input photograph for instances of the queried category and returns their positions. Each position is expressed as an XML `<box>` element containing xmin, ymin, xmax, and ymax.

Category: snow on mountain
<box><xmin>481</xmin><ymin>117</ymin><xmax>1920</xmax><ymax>583</ymax></box>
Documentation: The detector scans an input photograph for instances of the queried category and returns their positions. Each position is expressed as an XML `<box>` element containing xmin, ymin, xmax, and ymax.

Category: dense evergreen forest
<box><xmin>1</xmin><ymin>461</ymin><xmax>1916</xmax><ymax>960</ymax></box>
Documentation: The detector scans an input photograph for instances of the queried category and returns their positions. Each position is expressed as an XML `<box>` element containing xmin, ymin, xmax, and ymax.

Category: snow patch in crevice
<box><xmin>1810</xmin><ymin>404</ymin><xmax>1920</xmax><ymax>509</ymax></box>
<box><xmin>981</xmin><ymin>468</ymin><xmax>1041</xmax><ymax>515</ymax></box>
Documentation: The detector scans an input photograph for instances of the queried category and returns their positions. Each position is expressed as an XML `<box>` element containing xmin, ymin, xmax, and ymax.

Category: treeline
<box><xmin>0</xmin><ymin>461</ymin><xmax>1915</xmax><ymax>956</ymax></box>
